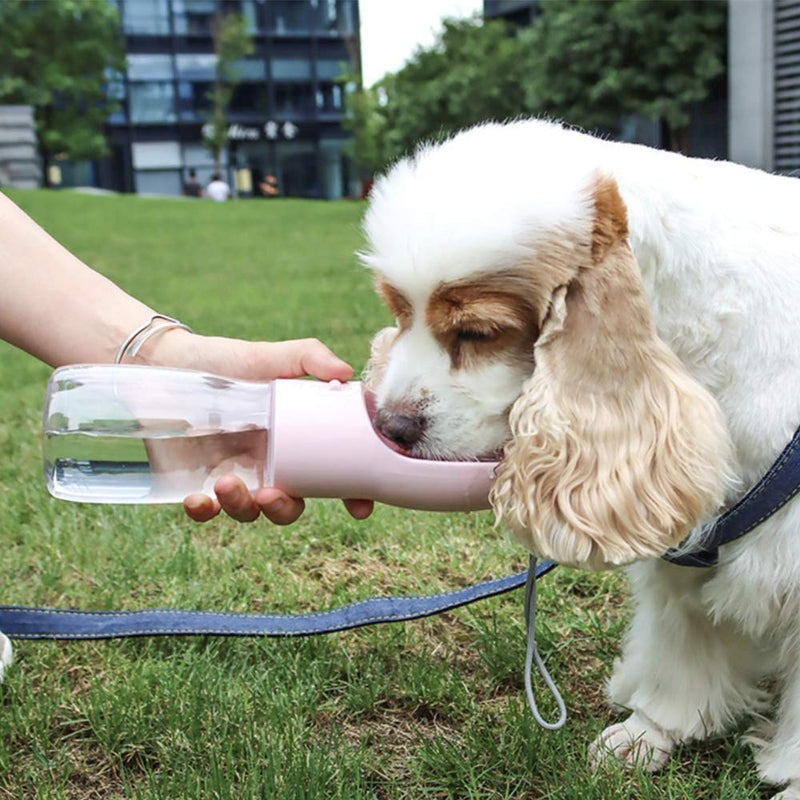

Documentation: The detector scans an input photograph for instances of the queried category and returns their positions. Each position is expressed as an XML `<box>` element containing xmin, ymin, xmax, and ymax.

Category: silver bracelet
<box><xmin>115</xmin><ymin>314</ymin><xmax>194</xmax><ymax>364</ymax></box>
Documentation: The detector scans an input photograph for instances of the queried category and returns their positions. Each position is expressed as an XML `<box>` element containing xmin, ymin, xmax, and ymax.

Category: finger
<box><xmin>253</xmin><ymin>486</ymin><xmax>306</xmax><ymax>525</ymax></box>
<box><xmin>259</xmin><ymin>339</ymin><xmax>354</xmax><ymax>382</ymax></box>
<box><xmin>298</xmin><ymin>339</ymin><xmax>354</xmax><ymax>382</ymax></box>
<box><xmin>183</xmin><ymin>493</ymin><xmax>221</xmax><ymax>522</ymax></box>
<box><xmin>344</xmin><ymin>499</ymin><xmax>374</xmax><ymax>519</ymax></box>
<box><xmin>214</xmin><ymin>475</ymin><xmax>262</xmax><ymax>523</ymax></box>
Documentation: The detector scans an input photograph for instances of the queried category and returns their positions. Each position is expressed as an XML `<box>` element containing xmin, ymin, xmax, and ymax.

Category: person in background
<box><xmin>259</xmin><ymin>174</ymin><xmax>279</xmax><ymax>198</ymax></box>
<box><xmin>182</xmin><ymin>168</ymin><xmax>203</xmax><ymax>198</ymax></box>
<box><xmin>205</xmin><ymin>173</ymin><xmax>231</xmax><ymax>202</ymax></box>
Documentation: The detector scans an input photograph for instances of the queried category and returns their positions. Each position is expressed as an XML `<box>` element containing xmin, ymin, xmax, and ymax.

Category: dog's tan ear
<box><xmin>490</xmin><ymin>176</ymin><xmax>733</xmax><ymax>570</ymax></box>
<box><xmin>362</xmin><ymin>326</ymin><xmax>398</xmax><ymax>389</ymax></box>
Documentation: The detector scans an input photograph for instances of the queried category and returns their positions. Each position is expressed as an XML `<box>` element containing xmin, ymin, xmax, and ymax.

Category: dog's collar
<box><xmin>664</xmin><ymin>426</ymin><xmax>800</xmax><ymax>567</ymax></box>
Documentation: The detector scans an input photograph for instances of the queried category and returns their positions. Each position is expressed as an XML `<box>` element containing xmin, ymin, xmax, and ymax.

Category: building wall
<box><xmin>99</xmin><ymin>0</ymin><xmax>360</xmax><ymax>199</ymax></box>
<box><xmin>483</xmin><ymin>0</ymin><xmax>537</xmax><ymax>26</ymax></box>
<box><xmin>729</xmin><ymin>0</ymin><xmax>775</xmax><ymax>171</ymax></box>
<box><xmin>774</xmin><ymin>0</ymin><xmax>800</xmax><ymax>172</ymax></box>
<box><xmin>0</xmin><ymin>105</ymin><xmax>40</xmax><ymax>189</ymax></box>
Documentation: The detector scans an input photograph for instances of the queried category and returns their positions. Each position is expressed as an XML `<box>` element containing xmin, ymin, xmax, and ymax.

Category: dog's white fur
<box><xmin>0</xmin><ymin>632</ymin><xmax>11</xmax><ymax>683</ymax></box>
<box><xmin>361</xmin><ymin>120</ymin><xmax>800</xmax><ymax>795</ymax></box>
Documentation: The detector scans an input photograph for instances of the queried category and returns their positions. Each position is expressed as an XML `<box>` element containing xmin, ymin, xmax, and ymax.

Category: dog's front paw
<box><xmin>0</xmin><ymin>632</ymin><xmax>12</xmax><ymax>683</ymax></box>
<box><xmin>588</xmin><ymin>712</ymin><xmax>675</xmax><ymax>773</ymax></box>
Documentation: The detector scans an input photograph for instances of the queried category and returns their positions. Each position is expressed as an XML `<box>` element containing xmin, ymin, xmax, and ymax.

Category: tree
<box><xmin>521</xmin><ymin>0</ymin><xmax>727</xmax><ymax>152</ymax></box>
<box><xmin>341</xmin><ymin>76</ymin><xmax>390</xmax><ymax>192</ymax></box>
<box><xmin>203</xmin><ymin>13</ymin><xmax>253</xmax><ymax>173</ymax></box>
<box><xmin>0</xmin><ymin>0</ymin><xmax>125</xmax><ymax>186</ymax></box>
<box><xmin>369</xmin><ymin>17</ymin><xmax>535</xmax><ymax>166</ymax></box>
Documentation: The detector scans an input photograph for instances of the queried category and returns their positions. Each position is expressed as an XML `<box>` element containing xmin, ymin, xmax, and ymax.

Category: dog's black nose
<box><xmin>374</xmin><ymin>409</ymin><xmax>426</xmax><ymax>451</ymax></box>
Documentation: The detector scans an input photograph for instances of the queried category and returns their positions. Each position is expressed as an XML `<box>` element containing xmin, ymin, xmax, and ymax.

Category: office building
<box><xmin>94</xmin><ymin>0</ymin><xmax>360</xmax><ymax>198</ymax></box>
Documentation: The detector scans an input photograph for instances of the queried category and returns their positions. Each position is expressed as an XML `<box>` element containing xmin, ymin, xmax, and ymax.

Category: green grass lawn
<box><xmin>0</xmin><ymin>190</ymin><xmax>764</xmax><ymax>798</ymax></box>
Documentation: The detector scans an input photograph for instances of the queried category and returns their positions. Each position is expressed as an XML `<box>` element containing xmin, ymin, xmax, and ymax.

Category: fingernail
<box><xmin>267</xmin><ymin>498</ymin><xmax>285</xmax><ymax>513</ymax></box>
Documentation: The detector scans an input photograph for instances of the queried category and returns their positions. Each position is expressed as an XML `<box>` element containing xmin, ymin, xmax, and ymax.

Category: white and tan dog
<box><xmin>361</xmin><ymin>119</ymin><xmax>800</xmax><ymax>797</ymax></box>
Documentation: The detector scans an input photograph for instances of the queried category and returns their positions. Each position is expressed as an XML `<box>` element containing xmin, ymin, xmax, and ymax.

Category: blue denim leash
<box><xmin>0</xmin><ymin>560</ymin><xmax>557</xmax><ymax>639</ymax></box>
<box><xmin>0</xmin><ymin>559</ymin><xmax>563</xmax><ymax>728</ymax></box>
<box><xmin>664</xmin><ymin>425</ymin><xmax>800</xmax><ymax>567</ymax></box>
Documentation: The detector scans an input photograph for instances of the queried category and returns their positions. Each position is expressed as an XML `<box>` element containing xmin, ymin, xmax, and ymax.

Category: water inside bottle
<box><xmin>43</xmin><ymin>365</ymin><xmax>272</xmax><ymax>504</ymax></box>
<box><xmin>44</xmin><ymin>427</ymin><xmax>269</xmax><ymax>503</ymax></box>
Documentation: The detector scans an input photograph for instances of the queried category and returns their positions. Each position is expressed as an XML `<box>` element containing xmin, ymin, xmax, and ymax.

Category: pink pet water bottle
<box><xmin>42</xmin><ymin>365</ymin><xmax>498</xmax><ymax>511</ymax></box>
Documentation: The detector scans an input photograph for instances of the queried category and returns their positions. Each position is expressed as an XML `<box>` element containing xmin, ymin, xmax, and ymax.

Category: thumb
<box><xmin>258</xmin><ymin>339</ymin><xmax>354</xmax><ymax>381</ymax></box>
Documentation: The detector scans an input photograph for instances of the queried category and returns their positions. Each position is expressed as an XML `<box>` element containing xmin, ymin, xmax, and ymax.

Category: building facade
<box><xmin>0</xmin><ymin>106</ymin><xmax>40</xmax><ymax>189</ymax></box>
<box><xmin>729</xmin><ymin>0</ymin><xmax>800</xmax><ymax>175</ymax></box>
<box><xmin>483</xmin><ymin>0</ymin><xmax>536</xmax><ymax>26</ymax></box>
<box><xmin>94</xmin><ymin>0</ymin><xmax>360</xmax><ymax>198</ymax></box>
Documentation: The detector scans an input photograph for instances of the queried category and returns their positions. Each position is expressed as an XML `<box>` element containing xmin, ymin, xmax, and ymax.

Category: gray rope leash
<box><xmin>524</xmin><ymin>555</ymin><xmax>567</xmax><ymax>729</ymax></box>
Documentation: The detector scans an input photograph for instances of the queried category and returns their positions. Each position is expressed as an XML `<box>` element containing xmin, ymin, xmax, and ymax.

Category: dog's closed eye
<box><xmin>454</xmin><ymin>326</ymin><xmax>503</xmax><ymax>343</ymax></box>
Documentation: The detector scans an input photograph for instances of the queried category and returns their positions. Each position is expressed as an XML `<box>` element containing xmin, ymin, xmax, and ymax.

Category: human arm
<box><xmin>0</xmin><ymin>191</ymin><xmax>373</xmax><ymax>523</ymax></box>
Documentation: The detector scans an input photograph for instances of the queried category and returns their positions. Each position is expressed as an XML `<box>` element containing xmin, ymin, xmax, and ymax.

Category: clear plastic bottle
<box><xmin>43</xmin><ymin>364</ymin><xmax>497</xmax><ymax>511</ymax></box>
<box><xmin>44</xmin><ymin>365</ymin><xmax>272</xmax><ymax>504</ymax></box>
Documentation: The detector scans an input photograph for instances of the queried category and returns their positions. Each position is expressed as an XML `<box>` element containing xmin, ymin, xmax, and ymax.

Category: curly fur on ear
<box><xmin>490</xmin><ymin>176</ymin><xmax>734</xmax><ymax>570</ymax></box>
<box><xmin>362</xmin><ymin>326</ymin><xmax>398</xmax><ymax>389</ymax></box>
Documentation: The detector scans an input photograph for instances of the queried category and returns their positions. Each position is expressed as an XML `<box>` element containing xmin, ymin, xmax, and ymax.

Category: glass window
<box><xmin>276</xmin><ymin>84</ymin><xmax>315</xmax><ymax>115</ymax></box>
<box><xmin>314</xmin><ymin>0</ymin><xmax>355</xmax><ymax>35</ymax></box>
<box><xmin>317</xmin><ymin>58</ymin><xmax>347</xmax><ymax>81</ymax></box>
<box><xmin>229</xmin><ymin>83</ymin><xmax>268</xmax><ymax>116</ymax></box>
<box><xmin>129</xmin><ymin>82</ymin><xmax>177</xmax><ymax>123</ymax></box>
<box><xmin>127</xmin><ymin>54</ymin><xmax>174</xmax><ymax>81</ymax></box>
<box><xmin>337</xmin><ymin>0</ymin><xmax>355</xmax><ymax>35</ymax></box>
<box><xmin>273</xmin><ymin>1</ymin><xmax>311</xmax><ymax>33</ymax></box>
<box><xmin>241</xmin><ymin>1</ymin><xmax>259</xmax><ymax>33</ymax></box>
<box><xmin>320</xmin><ymin>137</ymin><xmax>344</xmax><ymax>199</ymax></box>
<box><xmin>175</xmin><ymin>53</ymin><xmax>217</xmax><ymax>81</ymax></box>
<box><xmin>271</xmin><ymin>58</ymin><xmax>312</xmax><ymax>81</ymax></box>
<box><xmin>132</xmin><ymin>141</ymin><xmax>182</xmax><ymax>170</ymax></box>
<box><xmin>135</xmin><ymin>169</ymin><xmax>183</xmax><ymax>196</ymax></box>
<box><xmin>230</xmin><ymin>59</ymin><xmax>266</xmax><ymax>81</ymax></box>
<box><xmin>123</xmin><ymin>0</ymin><xmax>170</xmax><ymax>34</ymax></box>
<box><xmin>177</xmin><ymin>80</ymin><xmax>212</xmax><ymax>121</ymax></box>
<box><xmin>182</xmin><ymin>143</ymin><xmax>225</xmax><ymax>168</ymax></box>
<box><xmin>105</xmin><ymin>69</ymin><xmax>126</xmax><ymax>100</ymax></box>
<box><xmin>276</xmin><ymin>140</ymin><xmax>318</xmax><ymax>197</ymax></box>
<box><xmin>173</xmin><ymin>0</ymin><xmax>216</xmax><ymax>35</ymax></box>
<box><xmin>315</xmin><ymin>83</ymin><xmax>343</xmax><ymax>112</ymax></box>
<box><xmin>106</xmin><ymin>68</ymin><xmax>128</xmax><ymax>122</ymax></box>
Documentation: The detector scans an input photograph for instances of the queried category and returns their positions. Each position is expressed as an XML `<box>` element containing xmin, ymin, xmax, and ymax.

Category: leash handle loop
<box><xmin>524</xmin><ymin>555</ymin><xmax>567</xmax><ymax>729</ymax></box>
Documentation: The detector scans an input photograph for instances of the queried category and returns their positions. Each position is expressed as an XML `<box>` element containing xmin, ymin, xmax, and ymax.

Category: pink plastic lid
<box><xmin>269</xmin><ymin>379</ymin><xmax>497</xmax><ymax>512</ymax></box>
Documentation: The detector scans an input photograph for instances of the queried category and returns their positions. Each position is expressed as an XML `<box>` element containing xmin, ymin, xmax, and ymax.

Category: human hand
<box><xmin>142</xmin><ymin>330</ymin><xmax>375</xmax><ymax>524</ymax></box>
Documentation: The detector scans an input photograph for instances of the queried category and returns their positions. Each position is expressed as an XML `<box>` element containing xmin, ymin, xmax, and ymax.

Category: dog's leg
<box><xmin>754</xmin><ymin>652</ymin><xmax>800</xmax><ymax>796</ymax></box>
<box><xmin>0</xmin><ymin>632</ymin><xmax>12</xmax><ymax>683</ymax></box>
<box><xmin>590</xmin><ymin>559</ymin><xmax>768</xmax><ymax>772</ymax></box>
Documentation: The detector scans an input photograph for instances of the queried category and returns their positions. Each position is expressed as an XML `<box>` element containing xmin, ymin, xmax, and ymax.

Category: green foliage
<box><xmin>347</xmin><ymin>1</ymin><xmax>726</xmax><ymax>170</ymax></box>
<box><xmin>0</xmin><ymin>0</ymin><xmax>125</xmax><ymax>173</ymax></box>
<box><xmin>341</xmin><ymin>75</ymin><xmax>390</xmax><ymax>184</ymax></box>
<box><xmin>204</xmin><ymin>13</ymin><xmax>254</xmax><ymax>172</ymax></box>
<box><xmin>521</xmin><ymin>0</ymin><xmax>727</xmax><ymax>150</ymax></box>
<box><xmin>343</xmin><ymin>17</ymin><xmax>535</xmax><ymax>174</ymax></box>
<box><xmin>377</xmin><ymin>17</ymin><xmax>533</xmax><ymax>164</ymax></box>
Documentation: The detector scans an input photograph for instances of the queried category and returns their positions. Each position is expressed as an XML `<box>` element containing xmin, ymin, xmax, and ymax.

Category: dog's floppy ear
<box><xmin>362</xmin><ymin>326</ymin><xmax>398</xmax><ymax>389</ymax></box>
<box><xmin>490</xmin><ymin>175</ymin><xmax>733</xmax><ymax>570</ymax></box>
